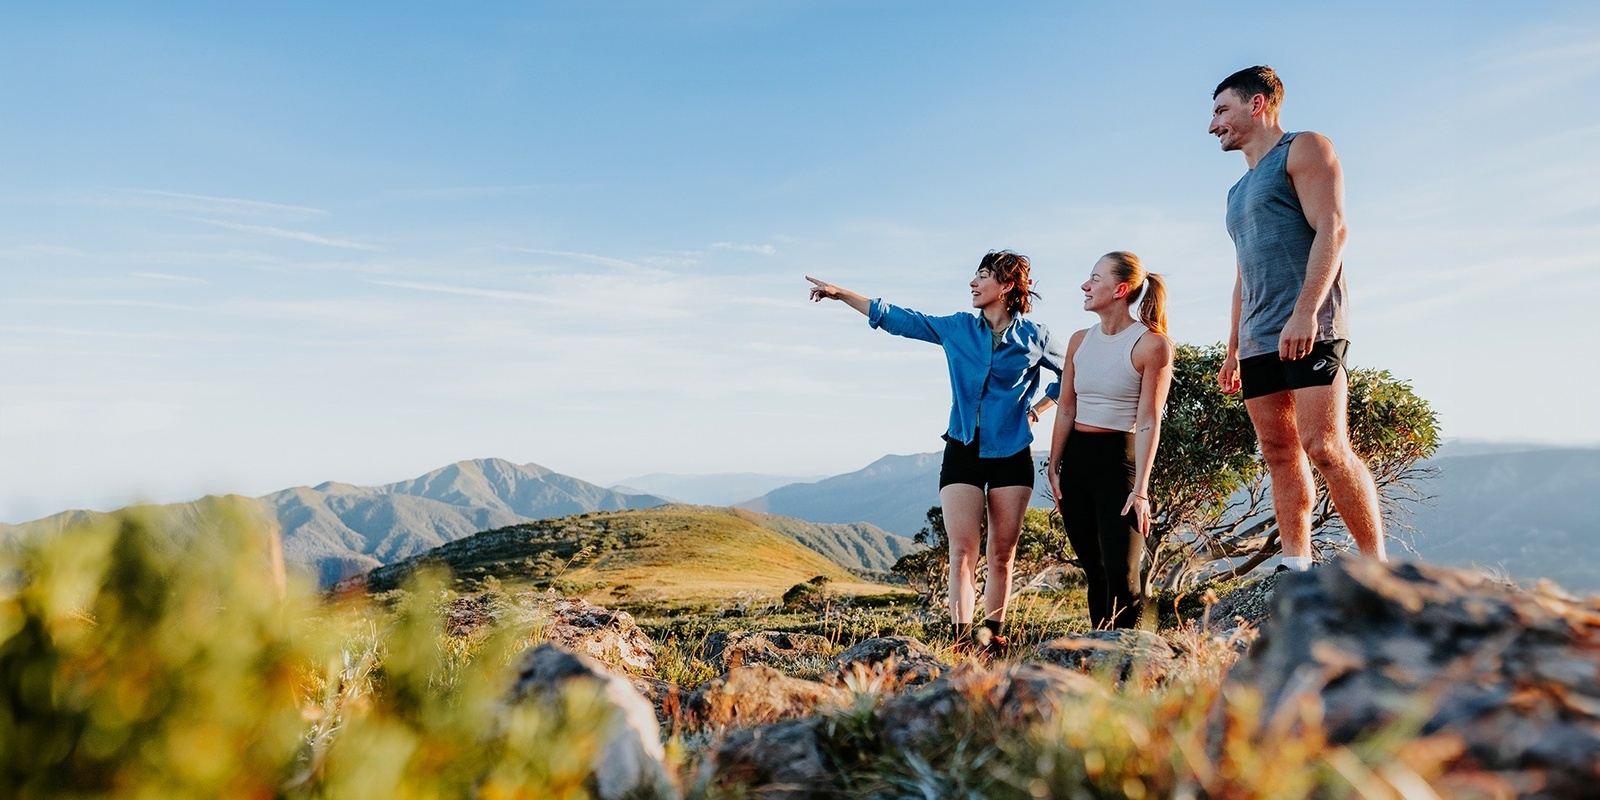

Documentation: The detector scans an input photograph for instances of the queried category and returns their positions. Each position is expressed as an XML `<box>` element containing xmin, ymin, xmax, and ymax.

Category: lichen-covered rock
<box><xmin>700</xmin><ymin>630</ymin><xmax>836</xmax><ymax>674</ymax></box>
<box><xmin>709</xmin><ymin>718</ymin><xmax>834</xmax><ymax>800</ymax></box>
<box><xmin>444</xmin><ymin>592</ymin><xmax>497</xmax><ymax>637</ymax></box>
<box><xmin>506</xmin><ymin>643</ymin><xmax>674</xmax><ymax>800</ymax></box>
<box><xmin>1030</xmin><ymin>629</ymin><xmax>1177</xmax><ymax>682</ymax></box>
<box><xmin>834</xmin><ymin>635</ymin><xmax>945</xmax><ymax>685</ymax></box>
<box><xmin>534</xmin><ymin>597</ymin><xmax>658</xmax><ymax>673</ymax></box>
<box><xmin>1231</xmin><ymin>557</ymin><xmax>1600</xmax><ymax>798</ymax></box>
<box><xmin>1204</xmin><ymin>571</ymin><xmax>1281</xmax><ymax>632</ymax></box>
<box><xmin>877</xmin><ymin>662</ymin><xmax>1102</xmax><ymax>752</ymax></box>
<box><xmin>689</xmin><ymin>665</ymin><xmax>851</xmax><ymax>728</ymax></box>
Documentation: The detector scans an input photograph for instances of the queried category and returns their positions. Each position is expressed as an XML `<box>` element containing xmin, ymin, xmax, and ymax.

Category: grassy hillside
<box><xmin>733</xmin><ymin>507</ymin><xmax>918</xmax><ymax>572</ymax></box>
<box><xmin>366</xmin><ymin>505</ymin><xmax>896</xmax><ymax>601</ymax></box>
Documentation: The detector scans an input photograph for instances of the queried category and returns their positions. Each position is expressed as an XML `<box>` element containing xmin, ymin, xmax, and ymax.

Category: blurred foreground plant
<box><xmin>0</xmin><ymin>505</ymin><xmax>636</xmax><ymax>799</ymax></box>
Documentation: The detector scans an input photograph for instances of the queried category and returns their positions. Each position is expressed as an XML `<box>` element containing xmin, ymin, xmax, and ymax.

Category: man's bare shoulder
<box><xmin>1287</xmin><ymin>131</ymin><xmax>1340</xmax><ymax>165</ymax></box>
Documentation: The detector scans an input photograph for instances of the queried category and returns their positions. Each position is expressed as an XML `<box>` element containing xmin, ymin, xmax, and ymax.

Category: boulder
<box><xmin>709</xmin><ymin>718</ymin><xmax>834</xmax><ymax>800</ymax></box>
<box><xmin>629</xmin><ymin>675</ymin><xmax>686</xmax><ymax>729</ymax></box>
<box><xmin>1231</xmin><ymin>557</ymin><xmax>1600</xmax><ymax>797</ymax></box>
<box><xmin>1031</xmin><ymin>629</ymin><xmax>1178</xmax><ymax>682</ymax></box>
<box><xmin>1204</xmin><ymin>571</ymin><xmax>1282</xmax><ymax>632</ymax></box>
<box><xmin>444</xmin><ymin>592</ymin><xmax>497</xmax><ymax>638</ymax></box>
<box><xmin>689</xmin><ymin>665</ymin><xmax>851</xmax><ymax>728</ymax></box>
<box><xmin>834</xmin><ymin>635</ymin><xmax>945</xmax><ymax>686</ymax></box>
<box><xmin>701</xmin><ymin>630</ymin><xmax>836</xmax><ymax>673</ymax></box>
<box><xmin>877</xmin><ymin>662</ymin><xmax>1102</xmax><ymax>752</ymax></box>
<box><xmin>534</xmin><ymin>597</ymin><xmax>658</xmax><ymax>674</ymax></box>
<box><xmin>506</xmin><ymin>643</ymin><xmax>674</xmax><ymax>800</ymax></box>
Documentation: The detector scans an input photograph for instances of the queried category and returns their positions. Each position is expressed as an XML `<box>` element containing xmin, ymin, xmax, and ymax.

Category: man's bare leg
<box><xmin>1246</xmin><ymin>390</ymin><xmax>1316</xmax><ymax>559</ymax></box>
<box><xmin>1292</xmin><ymin>377</ymin><xmax>1387</xmax><ymax>559</ymax></box>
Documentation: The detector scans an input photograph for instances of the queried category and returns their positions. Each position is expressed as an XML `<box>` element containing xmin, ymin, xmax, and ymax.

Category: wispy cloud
<box><xmin>114</xmin><ymin>188</ymin><xmax>328</xmax><ymax>218</ymax></box>
<box><xmin>189</xmin><ymin>218</ymin><xmax>385</xmax><ymax>251</ymax></box>
<box><xmin>384</xmin><ymin>185</ymin><xmax>551</xmax><ymax>200</ymax></box>
<box><xmin>712</xmin><ymin>241</ymin><xmax>778</xmax><ymax>256</ymax></box>
<box><xmin>369</xmin><ymin>279</ymin><xmax>555</xmax><ymax>303</ymax></box>
<box><xmin>2</xmin><ymin>299</ymin><xmax>196</xmax><ymax>312</ymax></box>
<box><xmin>502</xmin><ymin>248</ymin><xmax>638</xmax><ymax>269</ymax></box>
<box><xmin>131</xmin><ymin>271</ymin><xmax>211</xmax><ymax>285</ymax></box>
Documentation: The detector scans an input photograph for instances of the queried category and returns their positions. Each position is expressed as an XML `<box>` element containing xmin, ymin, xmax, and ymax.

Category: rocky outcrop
<box><xmin>709</xmin><ymin>719</ymin><xmax>834</xmax><ymax>800</ymax></box>
<box><xmin>1204</xmin><ymin>571</ymin><xmax>1281</xmax><ymax>631</ymax></box>
<box><xmin>506</xmin><ymin>643</ymin><xmax>674</xmax><ymax>800</ymax></box>
<box><xmin>689</xmin><ymin>665</ymin><xmax>851</xmax><ymax>728</ymax></box>
<box><xmin>1031</xmin><ymin>629</ymin><xmax>1178</xmax><ymax>683</ymax></box>
<box><xmin>877</xmin><ymin>661</ymin><xmax>1103</xmax><ymax>752</ymax></box>
<box><xmin>833</xmin><ymin>635</ymin><xmax>946</xmax><ymax>685</ymax></box>
<box><xmin>535</xmin><ymin>597</ymin><xmax>658</xmax><ymax>674</ymax></box>
<box><xmin>700</xmin><ymin>630</ymin><xmax>836</xmax><ymax>673</ymax></box>
<box><xmin>1231</xmin><ymin>557</ymin><xmax>1600</xmax><ymax>798</ymax></box>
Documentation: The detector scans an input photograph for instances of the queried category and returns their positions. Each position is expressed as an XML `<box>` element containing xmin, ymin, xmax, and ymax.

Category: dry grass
<box><xmin>3</xmin><ymin>509</ymin><xmax>1465</xmax><ymax>799</ymax></box>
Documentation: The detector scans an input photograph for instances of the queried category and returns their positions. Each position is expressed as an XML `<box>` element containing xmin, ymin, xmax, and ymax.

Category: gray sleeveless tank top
<box><xmin>1225</xmin><ymin>131</ymin><xmax>1349</xmax><ymax>359</ymax></box>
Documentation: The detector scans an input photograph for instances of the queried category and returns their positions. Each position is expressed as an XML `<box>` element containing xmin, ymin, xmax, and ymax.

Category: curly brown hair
<box><xmin>977</xmin><ymin>250</ymin><xmax>1040</xmax><ymax>315</ymax></box>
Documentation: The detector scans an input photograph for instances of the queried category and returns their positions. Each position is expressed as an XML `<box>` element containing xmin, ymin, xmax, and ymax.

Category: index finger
<box><xmin>803</xmin><ymin>276</ymin><xmax>826</xmax><ymax>287</ymax></box>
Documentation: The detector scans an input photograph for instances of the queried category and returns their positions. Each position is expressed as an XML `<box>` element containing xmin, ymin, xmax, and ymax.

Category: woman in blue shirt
<box><xmin>806</xmin><ymin>251</ymin><xmax>1065</xmax><ymax>656</ymax></box>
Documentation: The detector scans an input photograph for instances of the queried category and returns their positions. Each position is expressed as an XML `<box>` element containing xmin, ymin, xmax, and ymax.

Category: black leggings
<box><xmin>1057</xmin><ymin>431</ymin><xmax>1145</xmax><ymax>629</ymax></box>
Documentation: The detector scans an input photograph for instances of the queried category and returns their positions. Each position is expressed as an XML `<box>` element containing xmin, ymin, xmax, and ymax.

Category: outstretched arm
<box><xmin>1122</xmin><ymin>333</ymin><xmax>1175</xmax><ymax>536</ymax></box>
<box><xmin>1281</xmin><ymin>132</ymin><xmax>1347</xmax><ymax>361</ymax></box>
<box><xmin>806</xmin><ymin>276</ymin><xmax>870</xmax><ymax>316</ymax></box>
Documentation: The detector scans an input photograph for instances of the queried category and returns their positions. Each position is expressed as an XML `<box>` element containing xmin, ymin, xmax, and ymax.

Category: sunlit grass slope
<box><xmin>366</xmin><ymin>505</ymin><xmax>895</xmax><ymax>601</ymax></box>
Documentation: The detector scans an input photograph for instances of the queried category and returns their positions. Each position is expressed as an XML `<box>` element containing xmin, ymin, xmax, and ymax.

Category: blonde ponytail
<box><xmin>1100</xmin><ymin>251</ymin><xmax>1169</xmax><ymax>335</ymax></box>
<box><xmin>1138</xmin><ymin>272</ymin><xmax>1167</xmax><ymax>335</ymax></box>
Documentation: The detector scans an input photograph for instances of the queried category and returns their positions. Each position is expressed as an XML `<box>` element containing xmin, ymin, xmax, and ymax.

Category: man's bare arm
<box><xmin>1218</xmin><ymin>264</ymin><xmax>1243</xmax><ymax>394</ymax></box>
<box><xmin>1281</xmin><ymin>132</ymin><xmax>1347</xmax><ymax>360</ymax></box>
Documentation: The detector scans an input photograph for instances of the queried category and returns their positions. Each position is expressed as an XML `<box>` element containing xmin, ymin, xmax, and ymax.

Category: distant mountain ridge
<box><xmin>740</xmin><ymin>443</ymin><xmax>1600</xmax><ymax>591</ymax></box>
<box><xmin>610</xmin><ymin>472</ymin><xmax>826</xmax><ymax>506</ymax></box>
<box><xmin>738</xmin><ymin>452</ymin><xmax>1055</xmax><ymax>537</ymax></box>
<box><xmin>1397</xmin><ymin>445</ymin><xmax>1600</xmax><ymax>590</ymax></box>
<box><xmin>0</xmin><ymin>459</ymin><xmax>669</xmax><ymax>587</ymax></box>
<box><xmin>0</xmin><ymin>458</ymin><xmax>918</xmax><ymax>587</ymax></box>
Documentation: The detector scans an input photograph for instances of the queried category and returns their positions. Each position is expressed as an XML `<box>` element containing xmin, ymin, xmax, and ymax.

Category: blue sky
<box><xmin>3</xmin><ymin>2</ymin><xmax>1598</xmax><ymax>521</ymax></box>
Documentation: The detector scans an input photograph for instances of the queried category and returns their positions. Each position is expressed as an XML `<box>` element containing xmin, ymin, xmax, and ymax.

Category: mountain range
<box><xmin>734</xmin><ymin>441</ymin><xmax>1600</xmax><ymax>591</ymax></box>
<box><xmin>609</xmin><ymin>472</ymin><xmax>825</xmax><ymax>506</ymax></box>
<box><xmin>0</xmin><ymin>459</ymin><xmax>668</xmax><ymax>586</ymax></box>
<box><xmin>6</xmin><ymin>441</ymin><xmax>1594</xmax><ymax>592</ymax></box>
<box><xmin>0</xmin><ymin>458</ymin><xmax>914</xmax><ymax>587</ymax></box>
<box><xmin>737</xmin><ymin>452</ymin><xmax>1055</xmax><ymax>538</ymax></box>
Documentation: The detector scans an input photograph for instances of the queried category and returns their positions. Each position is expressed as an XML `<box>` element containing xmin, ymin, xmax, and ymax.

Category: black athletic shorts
<box><xmin>938</xmin><ymin>432</ymin><xmax>1036</xmax><ymax>490</ymax></box>
<box><xmin>1239</xmin><ymin>339</ymin><xmax>1349</xmax><ymax>400</ymax></box>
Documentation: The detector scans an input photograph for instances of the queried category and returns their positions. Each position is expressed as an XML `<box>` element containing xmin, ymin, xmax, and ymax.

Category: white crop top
<box><xmin>1072</xmin><ymin>321</ymin><xmax>1147</xmax><ymax>432</ymax></box>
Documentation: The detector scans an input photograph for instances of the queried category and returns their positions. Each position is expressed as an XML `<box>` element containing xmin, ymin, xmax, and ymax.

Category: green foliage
<box><xmin>0</xmin><ymin>510</ymin><xmax>631</xmax><ymax>799</ymax></box>
<box><xmin>1150</xmin><ymin>343</ymin><xmax>1263</xmax><ymax>527</ymax></box>
<box><xmin>1144</xmin><ymin>343</ymin><xmax>1441</xmax><ymax>592</ymax></box>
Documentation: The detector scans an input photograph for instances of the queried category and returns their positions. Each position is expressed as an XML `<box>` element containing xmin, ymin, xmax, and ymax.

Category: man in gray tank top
<box><xmin>1209</xmin><ymin>66</ymin><xmax>1387</xmax><ymax>569</ymax></box>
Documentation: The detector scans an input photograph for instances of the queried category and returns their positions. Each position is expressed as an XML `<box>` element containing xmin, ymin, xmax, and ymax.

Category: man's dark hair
<box><xmin>1214</xmin><ymin>66</ymin><xmax>1284</xmax><ymax>114</ymax></box>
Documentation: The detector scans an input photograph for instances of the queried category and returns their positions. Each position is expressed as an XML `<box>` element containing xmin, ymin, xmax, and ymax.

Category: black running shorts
<box><xmin>938</xmin><ymin>433</ymin><xmax>1036</xmax><ymax>490</ymax></box>
<box><xmin>1239</xmin><ymin>339</ymin><xmax>1349</xmax><ymax>400</ymax></box>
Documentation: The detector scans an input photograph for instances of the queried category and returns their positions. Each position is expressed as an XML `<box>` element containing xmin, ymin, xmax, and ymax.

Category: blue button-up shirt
<box><xmin>868</xmin><ymin>298</ymin><xmax>1065</xmax><ymax>458</ymax></box>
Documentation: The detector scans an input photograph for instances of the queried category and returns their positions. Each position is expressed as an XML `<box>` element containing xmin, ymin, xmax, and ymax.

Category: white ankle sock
<box><xmin>1282</xmin><ymin>556</ymin><xmax>1313</xmax><ymax>572</ymax></box>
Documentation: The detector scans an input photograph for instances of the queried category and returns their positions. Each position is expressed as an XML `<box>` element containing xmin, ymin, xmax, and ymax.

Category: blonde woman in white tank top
<box><xmin>1046</xmin><ymin>252</ymin><xmax>1175</xmax><ymax>630</ymax></box>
